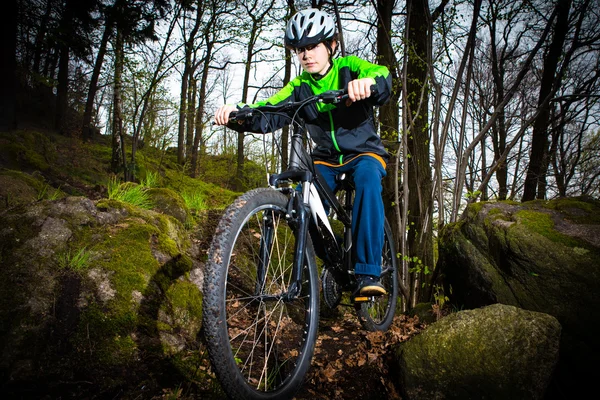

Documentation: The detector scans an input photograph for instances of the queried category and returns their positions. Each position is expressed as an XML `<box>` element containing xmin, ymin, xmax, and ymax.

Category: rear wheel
<box><xmin>203</xmin><ymin>188</ymin><xmax>320</xmax><ymax>399</ymax></box>
<box><xmin>355</xmin><ymin>219</ymin><xmax>398</xmax><ymax>331</ymax></box>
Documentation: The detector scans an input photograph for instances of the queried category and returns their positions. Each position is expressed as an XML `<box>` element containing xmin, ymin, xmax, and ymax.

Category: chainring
<box><xmin>321</xmin><ymin>268</ymin><xmax>342</xmax><ymax>309</ymax></box>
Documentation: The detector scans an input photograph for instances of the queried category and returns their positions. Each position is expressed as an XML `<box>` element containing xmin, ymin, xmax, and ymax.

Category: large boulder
<box><xmin>0</xmin><ymin>196</ymin><xmax>206</xmax><ymax>398</ymax></box>
<box><xmin>393</xmin><ymin>304</ymin><xmax>561</xmax><ymax>399</ymax></box>
<box><xmin>437</xmin><ymin>197</ymin><xmax>600</xmax><ymax>398</ymax></box>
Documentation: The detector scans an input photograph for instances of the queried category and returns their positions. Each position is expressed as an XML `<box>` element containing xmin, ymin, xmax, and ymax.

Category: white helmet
<box><xmin>284</xmin><ymin>8</ymin><xmax>336</xmax><ymax>48</ymax></box>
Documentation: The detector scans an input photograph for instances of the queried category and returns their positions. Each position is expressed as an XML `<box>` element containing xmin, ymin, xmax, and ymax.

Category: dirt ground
<box><xmin>293</xmin><ymin>308</ymin><xmax>424</xmax><ymax>400</ymax></box>
<box><xmin>193</xmin><ymin>306</ymin><xmax>425</xmax><ymax>400</ymax></box>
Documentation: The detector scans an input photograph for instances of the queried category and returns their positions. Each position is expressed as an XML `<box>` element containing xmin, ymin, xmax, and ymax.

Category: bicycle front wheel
<box><xmin>355</xmin><ymin>218</ymin><xmax>398</xmax><ymax>331</ymax></box>
<box><xmin>203</xmin><ymin>188</ymin><xmax>320</xmax><ymax>400</ymax></box>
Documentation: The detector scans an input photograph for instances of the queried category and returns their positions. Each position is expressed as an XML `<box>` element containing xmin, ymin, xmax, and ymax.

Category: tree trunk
<box><xmin>522</xmin><ymin>0</ymin><xmax>572</xmax><ymax>201</ymax></box>
<box><xmin>235</xmin><ymin>27</ymin><xmax>257</xmax><ymax>191</ymax></box>
<box><xmin>405</xmin><ymin>0</ymin><xmax>434</xmax><ymax>303</ymax></box>
<box><xmin>82</xmin><ymin>21</ymin><xmax>112</xmax><ymax>140</ymax></box>
<box><xmin>376</xmin><ymin>0</ymin><xmax>401</xmax><ymax>225</ymax></box>
<box><xmin>55</xmin><ymin>43</ymin><xmax>69</xmax><ymax>134</ymax></box>
<box><xmin>186</xmin><ymin>77</ymin><xmax>197</xmax><ymax>163</ymax></box>
<box><xmin>55</xmin><ymin>0</ymin><xmax>77</xmax><ymax>135</ymax></box>
<box><xmin>191</xmin><ymin>43</ymin><xmax>213</xmax><ymax>178</ymax></box>
<box><xmin>178</xmin><ymin>61</ymin><xmax>190</xmax><ymax>165</ymax></box>
<box><xmin>488</xmin><ymin>3</ymin><xmax>511</xmax><ymax>201</ymax></box>
<box><xmin>32</xmin><ymin>0</ymin><xmax>53</xmax><ymax>75</ymax></box>
<box><xmin>111</xmin><ymin>29</ymin><xmax>125</xmax><ymax>176</ymax></box>
<box><xmin>177</xmin><ymin>3</ymin><xmax>203</xmax><ymax>165</ymax></box>
<box><xmin>0</xmin><ymin>0</ymin><xmax>18</xmax><ymax>131</ymax></box>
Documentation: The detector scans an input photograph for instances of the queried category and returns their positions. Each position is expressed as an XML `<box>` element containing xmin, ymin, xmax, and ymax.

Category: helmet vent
<box><xmin>284</xmin><ymin>8</ymin><xmax>336</xmax><ymax>48</ymax></box>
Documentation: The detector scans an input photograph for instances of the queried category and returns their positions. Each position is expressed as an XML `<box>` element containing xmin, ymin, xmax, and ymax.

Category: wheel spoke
<box><xmin>204</xmin><ymin>189</ymin><xmax>319</xmax><ymax>398</ymax></box>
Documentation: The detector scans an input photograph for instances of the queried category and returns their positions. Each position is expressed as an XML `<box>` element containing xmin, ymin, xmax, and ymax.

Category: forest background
<box><xmin>1</xmin><ymin>0</ymin><xmax>599</xmax><ymax>306</ymax></box>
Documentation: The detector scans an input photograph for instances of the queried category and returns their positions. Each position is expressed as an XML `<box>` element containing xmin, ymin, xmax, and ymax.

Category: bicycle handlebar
<box><xmin>228</xmin><ymin>85</ymin><xmax>378</xmax><ymax>122</ymax></box>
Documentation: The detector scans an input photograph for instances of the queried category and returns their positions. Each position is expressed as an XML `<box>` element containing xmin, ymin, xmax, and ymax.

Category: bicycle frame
<box><xmin>267</xmin><ymin>120</ymin><xmax>354</xmax><ymax>299</ymax></box>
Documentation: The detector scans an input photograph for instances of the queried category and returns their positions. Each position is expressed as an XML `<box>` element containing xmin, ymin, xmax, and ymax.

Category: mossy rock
<box><xmin>146</xmin><ymin>187</ymin><xmax>192</xmax><ymax>226</ymax></box>
<box><xmin>394</xmin><ymin>304</ymin><xmax>560</xmax><ymax>399</ymax></box>
<box><xmin>0</xmin><ymin>169</ymin><xmax>64</xmax><ymax>211</ymax></box>
<box><xmin>0</xmin><ymin>196</ymin><xmax>206</xmax><ymax>398</ymax></box>
<box><xmin>438</xmin><ymin>197</ymin><xmax>600</xmax><ymax>399</ymax></box>
<box><xmin>0</xmin><ymin>131</ymin><xmax>55</xmax><ymax>172</ymax></box>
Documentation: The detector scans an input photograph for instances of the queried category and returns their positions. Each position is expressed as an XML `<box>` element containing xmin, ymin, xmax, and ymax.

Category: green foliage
<box><xmin>107</xmin><ymin>176</ymin><xmax>153</xmax><ymax>209</ymax></box>
<box><xmin>57</xmin><ymin>246</ymin><xmax>91</xmax><ymax>272</ymax></box>
<box><xmin>181</xmin><ymin>190</ymin><xmax>206</xmax><ymax>212</ymax></box>
<box><xmin>141</xmin><ymin>170</ymin><xmax>160</xmax><ymax>188</ymax></box>
<box><xmin>465</xmin><ymin>190</ymin><xmax>481</xmax><ymax>200</ymax></box>
<box><xmin>37</xmin><ymin>183</ymin><xmax>62</xmax><ymax>201</ymax></box>
<box><xmin>433</xmin><ymin>284</ymin><xmax>450</xmax><ymax>309</ymax></box>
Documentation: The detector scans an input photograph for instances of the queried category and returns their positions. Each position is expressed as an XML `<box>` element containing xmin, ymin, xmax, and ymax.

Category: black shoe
<box><xmin>355</xmin><ymin>275</ymin><xmax>387</xmax><ymax>297</ymax></box>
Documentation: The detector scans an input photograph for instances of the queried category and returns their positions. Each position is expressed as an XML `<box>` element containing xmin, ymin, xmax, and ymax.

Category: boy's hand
<box><xmin>214</xmin><ymin>104</ymin><xmax>239</xmax><ymax>126</ymax></box>
<box><xmin>346</xmin><ymin>78</ymin><xmax>377</xmax><ymax>106</ymax></box>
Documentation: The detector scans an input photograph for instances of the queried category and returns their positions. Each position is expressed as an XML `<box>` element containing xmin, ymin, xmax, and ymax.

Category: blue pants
<box><xmin>315</xmin><ymin>156</ymin><xmax>386</xmax><ymax>277</ymax></box>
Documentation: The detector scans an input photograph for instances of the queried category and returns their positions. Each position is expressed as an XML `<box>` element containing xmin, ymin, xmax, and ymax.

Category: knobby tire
<box><xmin>203</xmin><ymin>188</ymin><xmax>320</xmax><ymax>400</ymax></box>
<box><xmin>355</xmin><ymin>219</ymin><xmax>398</xmax><ymax>331</ymax></box>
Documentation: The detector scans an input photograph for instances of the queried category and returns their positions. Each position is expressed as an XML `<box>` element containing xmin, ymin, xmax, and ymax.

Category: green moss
<box><xmin>162</xmin><ymin>168</ymin><xmax>239</xmax><ymax>209</ymax></box>
<box><xmin>74</xmin><ymin>304</ymin><xmax>138</xmax><ymax>367</ymax></box>
<box><xmin>514</xmin><ymin>210</ymin><xmax>580</xmax><ymax>247</ymax></box>
<box><xmin>465</xmin><ymin>201</ymin><xmax>484</xmax><ymax>219</ymax></box>
<box><xmin>2</xmin><ymin>169</ymin><xmax>44</xmax><ymax>188</ymax></box>
<box><xmin>0</xmin><ymin>133</ymin><xmax>52</xmax><ymax>171</ymax></box>
<box><xmin>146</xmin><ymin>187</ymin><xmax>191</xmax><ymax>224</ymax></box>
<box><xmin>162</xmin><ymin>280</ymin><xmax>202</xmax><ymax>338</ymax></box>
<box><xmin>96</xmin><ymin>198</ymin><xmax>135</xmax><ymax>214</ymax></box>
<box><xmin>91</xmin><ymin>222</ymin><xmax>160</xmax><ymax>312</ymax></box>
<box><xmin>543</xmin><ymin>197</ymin><xmax>600</xmax><ymax>224</ymax></box>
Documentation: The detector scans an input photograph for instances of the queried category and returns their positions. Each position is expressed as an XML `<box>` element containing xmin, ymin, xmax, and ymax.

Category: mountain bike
<box><xmin>202</xmin><ymin>88</ymin><xmax>399</xmax><ymax>400</ymax></box>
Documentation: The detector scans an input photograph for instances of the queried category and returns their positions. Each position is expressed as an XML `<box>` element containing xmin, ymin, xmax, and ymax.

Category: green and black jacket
<box><xmin>232</xmin><ymin>55</ymin><xmax>392</xmax><ymax>168</ymax></box>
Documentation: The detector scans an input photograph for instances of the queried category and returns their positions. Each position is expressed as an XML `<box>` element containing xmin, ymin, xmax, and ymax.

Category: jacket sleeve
<box><xmin>346</xmin><ymin>55</ymin><xmax>392</xmax><ymax>106</ymax></box>
<box><xmin>227</xmin><ymin>80</ymin><xmax>298</xmax><ymax>134</ymax></box>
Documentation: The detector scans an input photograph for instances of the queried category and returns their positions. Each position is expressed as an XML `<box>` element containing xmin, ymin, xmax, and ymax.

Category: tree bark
<box><xmin>376</xmin><ymin>0</ymin><xmax>401</xmax><ymax>224</ymax></box>
<box><xmin>111</xmin><ymin>29</ymin><xmax>125</xmax><ymax>176</ymax></box>
<box><xmin>489</xmin><ymin>12</ymin><xmax>508</xmax><ymax>200</ymax></box>
<box><xmin>191</xmin><ymin>42</ymin><xmax>213</xmax><ymax>178</ymax></box>
<box><xmin>0</xmin><ymin>0</ymin><xmax>18</xmax><ymax>131</ymax></box>
<box><xmin>55</xmin><ymin>0</ymin><xmax>77</xmax><ymax>135</ymax></box>
<box><xmin>186</xmin><ymin>76</ymin><xmax>197</xmax><ymax>161</ymax></box>
<box><xmin>55</xmin><ymin>43</ymin><xmax>69</xmax><ymax>134</ymax></box>
<box><xmin>234</xmin><ymin>26</ymin><xmax>257</xmax><ymax>191</ymax></box>
<box><xmin>83</xmin><ymin>21</ymin><xmax>112</xmax><ymax>140</ymax></box>
<box><xmin>522</xmin><ymin>0</ymin><xmax>572</xmax><ymax>201</ymax></box>
<box><xmin>32</xmin><ymin>0</ymin><xmax>53</xmax><ymax>75</ymax></box>
<box><xmin>177</xmin><ymin>3</ymin><xmax>203</xmax><ymax>165</ymax></box>
<box><xmin>405</xmin><ymin>0</ymin><xmax>434</xmax><ymax>303</ymax></box>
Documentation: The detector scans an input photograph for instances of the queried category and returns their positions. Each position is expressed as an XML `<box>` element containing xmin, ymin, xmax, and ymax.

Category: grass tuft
<box><xmin>181</xmin><ymin>190</ymin><xmax>207</xmax><ymax>212</ymax></box>
<box><xmin>57</xmin><ymin>246</ymin><xmax>91</xmax><ymax>271</ymax></box>
<box><xmin>107</xmin><ymin>176</ymin><xmax>153</xmax><ymax>209</ymax></box>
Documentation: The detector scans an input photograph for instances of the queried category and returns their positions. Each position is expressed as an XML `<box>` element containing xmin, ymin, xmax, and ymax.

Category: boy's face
<box><xmin>296</xmin><ymin>42</ymin><xmax>334</xmax><ymax>76</ymax></box>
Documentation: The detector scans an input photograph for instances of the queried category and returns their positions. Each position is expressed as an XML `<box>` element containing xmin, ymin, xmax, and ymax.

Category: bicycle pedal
<box><xmin>353</xmin><ymin>296</ymin><xmax>372</xmax><ymax>303</ymax></box>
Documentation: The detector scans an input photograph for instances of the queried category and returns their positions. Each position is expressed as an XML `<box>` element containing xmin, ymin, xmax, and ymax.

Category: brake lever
<box><xmin>319</xmin><ymin>90</ymin><xmax>347</xmax><ymax>104</ymax></box>
<box><xmin>211</xmin><ymin>109</ymin><xmax>252</xmax><ymax>126</ymax></box>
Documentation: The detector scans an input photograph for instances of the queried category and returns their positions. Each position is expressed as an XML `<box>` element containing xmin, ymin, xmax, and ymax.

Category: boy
<box><xmin>214</xmin><ymin>8</ymin><xmax>392</xmax><ymax>296</ymax></box>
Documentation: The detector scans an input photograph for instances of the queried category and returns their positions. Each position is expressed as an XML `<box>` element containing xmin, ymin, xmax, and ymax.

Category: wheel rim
<box><xmin>359</xmin><ymin>224</ymin><xmax>397</xmax><ymax>327</ymax></box>
<box><xmin>224</xmin><ymin>204</ymin><xmax>314</xmax><ymax>393</ymax></box>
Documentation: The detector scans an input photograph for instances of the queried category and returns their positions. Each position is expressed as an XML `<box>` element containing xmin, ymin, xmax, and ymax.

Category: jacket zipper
<box><xmin>327</xmin><ymin>110</ymin><xmax>343</xmax><ymax>164</ymax></box>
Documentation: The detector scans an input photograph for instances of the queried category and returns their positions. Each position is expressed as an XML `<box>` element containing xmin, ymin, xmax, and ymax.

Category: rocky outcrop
<box><xmin>393</xmin><ymin>304</ymin><xmax>561</xmax><ymax>399</ymax></box>
<box><xmin>437</xmin><ymin>197</ymin><xmax>600</xmax><ymax>399</ymax></box>
<box><xmin>0</xmin><ymin>196</ymin><xmax>205</xmax><ymax>398</ymax></box>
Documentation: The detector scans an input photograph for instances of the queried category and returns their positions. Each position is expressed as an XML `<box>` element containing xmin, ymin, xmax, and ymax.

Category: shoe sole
<box><xmin>359</xmin><ymin>285</ymin><xmax>387</xmax><ymax>296</ymax></box>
